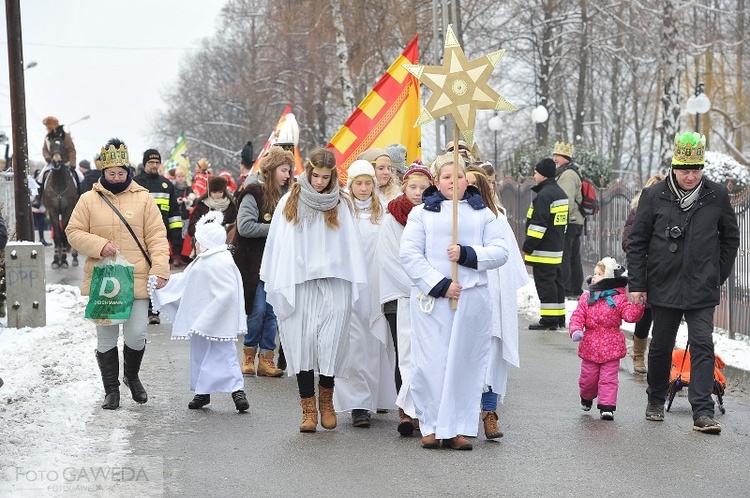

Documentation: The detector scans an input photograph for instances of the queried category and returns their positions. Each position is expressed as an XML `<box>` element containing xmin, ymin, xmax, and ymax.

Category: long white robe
<box><xmin>151</xmin><ymin>244</ymin><xmax>247</xmax><ymax>394</ymax></box>
<box><xmin>334</xmin><ymin>209</ymin><xmax>397</xmax><ymax>413</ymax></box>
<box><xmin>260</xmin><ymin>193</ymin><xmax>369</xmax><ymax>377</ymax></box>
<box><xmin>484</xmin><ymin>213</ymin><xmax>529</xmax><ymax>403</ymax></box>
<box><xmin>377</xmin><ymin>213</ymin><xmax>416</xmax><ymax>416</ymax></box>
<box><xmin>400</xmin><ymin>199</ymin><xmax>508</xmax><ymax>439</ymax></box>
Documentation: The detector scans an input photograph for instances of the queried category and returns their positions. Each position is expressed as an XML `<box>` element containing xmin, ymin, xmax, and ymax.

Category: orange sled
<box><xmin>666</xmin><ymin>348</ymin><xmax>726</xmax><ymax>414</ymax></box>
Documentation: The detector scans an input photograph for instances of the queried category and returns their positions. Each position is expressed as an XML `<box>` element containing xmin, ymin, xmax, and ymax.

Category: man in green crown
<box><xmin>626</xmin><ymin>132</ymin><xmax>739</xmax><ymax>434</ymax></box>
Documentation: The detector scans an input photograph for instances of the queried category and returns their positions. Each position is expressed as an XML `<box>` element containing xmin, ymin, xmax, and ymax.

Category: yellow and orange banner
<box><xmin>327</xmin><ymin>36</ymin><xmax>420</xmax><ymax>182</ymax></box>
<box><xmin>252</xmin><ymin>104</ymin><xmax>304</xmax><ymax>176</ymax></box>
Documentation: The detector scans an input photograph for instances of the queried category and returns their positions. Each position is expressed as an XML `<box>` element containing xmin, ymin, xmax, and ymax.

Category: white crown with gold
<box><xmin>553</xmin><ymin>141</ymin><xmax>574</xmax><ymax>158</ymax></box>
<box><xmin>100</xmin><ymin>144</ymin><xmax>130</xmax><ymax>169</ymax></box>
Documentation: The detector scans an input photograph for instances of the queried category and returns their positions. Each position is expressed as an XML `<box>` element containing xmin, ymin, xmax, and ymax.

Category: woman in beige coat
<box><xmin>66</xmin><ymin>138</ymin><xmax>170</xmax><ymax>410</ymax></box>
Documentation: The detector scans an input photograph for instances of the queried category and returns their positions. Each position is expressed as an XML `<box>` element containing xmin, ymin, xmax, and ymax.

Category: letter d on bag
<box><xmin>99</xmin><ymin>276</ymin><xmax>121</xmax><ymax>298</ymax></box>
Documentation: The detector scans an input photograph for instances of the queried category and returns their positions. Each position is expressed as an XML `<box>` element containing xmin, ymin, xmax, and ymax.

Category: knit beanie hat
<box><xmin>535</xmin><ymin>158</ymin><xmax>556</xmax><ymax>178</ymax></box>
<box><xmin>143</xmin><ymin>149</ymin><xmax>161</xmax><ymax>165</ymax></box>
<box><xmin>385</xmin><ymin>143</ymin><xmax>407</xmax><ymax>174</ymax></box>
<box><xmin>78</xmin><ymin>159</ymin><xmax>91</xmax><ymax>170</ymax></box>
<box><xmin>587</xmin><ymin>256</ymin><xmax>629</xmax><ymax>292</ymax></box>
<box><xmin>346</xmin><ymin>159</ymin><xmax>376</xmax><ymax>189</ymax></box>
<box><xmin>195</xmin><ymin>211</ymin><xmax>227</xmax><ymax>250</ymax></box>
<box><xmin>357</xmin><ymin>148</ymin><xmax>390</xmax><ymax>165</ymax></box>
<box><xmin>402</xmin><ymin>160</ymin><xmax>433</xmax><ymax>184</ymax></box>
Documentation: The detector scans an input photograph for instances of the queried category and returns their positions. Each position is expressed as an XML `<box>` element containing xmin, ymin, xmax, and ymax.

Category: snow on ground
<box><xmin>0</xmin><ymin>285</ymin><xmax>134</xmax><ymax>494</ymax></box>
<box><xmin>517</xmin><ymin>280</ymin><xmax>750</xmax><ymax>371</ymax></box>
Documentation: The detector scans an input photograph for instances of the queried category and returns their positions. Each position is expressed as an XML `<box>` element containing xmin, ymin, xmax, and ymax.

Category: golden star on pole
<box><xmin>404</xmin><ymin>25</ymin><xmax>515</xmax><ymax>146</ymax></box>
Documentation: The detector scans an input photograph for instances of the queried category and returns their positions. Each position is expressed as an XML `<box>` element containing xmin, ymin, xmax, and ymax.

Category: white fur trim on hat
<box><xmin>598</xmin><ymin>257</ymin><xmax>618</xmax><ymax>279</ymax></box>
<box><xmin>195</xmin><ymin>211</ymin><xmax>227</xmax><ymax>250</ymax></box>
<box><xmin>346</xmin><ymin>159</ymin><xmax>376</xmax><ymax>189</ymax></box>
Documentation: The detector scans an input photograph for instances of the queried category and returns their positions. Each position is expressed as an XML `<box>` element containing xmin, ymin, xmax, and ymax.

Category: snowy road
<box><xmin>1</xmin><ymin>243</ymin><xmax>750</xmax><ymax>496</ymax></box>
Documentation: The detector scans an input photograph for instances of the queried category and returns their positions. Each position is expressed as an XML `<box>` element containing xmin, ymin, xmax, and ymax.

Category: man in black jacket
<box><xmin>627</xmin><ymin>132</ymin><xmax>739</xmax><ymax>434</ymax></box>
<box><xmin>134</xmin><ymin>149</ymin><xmax>183</xmax><ymax>324</ymax></box>
<box><xmin>523</xmin><ymin>158</ymin><xmax>569</xmax><ymax>330</ymax></box>
<box><xmin>78</xmin><ymin>159</ymin><xmax>100</xmax><ymax>193</ymax></box>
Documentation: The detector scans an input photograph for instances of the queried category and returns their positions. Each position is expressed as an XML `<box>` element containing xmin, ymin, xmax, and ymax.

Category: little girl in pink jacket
<box><xmin>569</xmin><ymin>257</ymin><xmax>645</xmax><ymax>420</ymax></box>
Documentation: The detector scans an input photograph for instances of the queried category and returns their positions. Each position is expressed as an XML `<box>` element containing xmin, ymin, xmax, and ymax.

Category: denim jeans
<box><xmin>243</xmin><ymin>281</ymin><xmax>277</xmax><ymax>351</ymax></box>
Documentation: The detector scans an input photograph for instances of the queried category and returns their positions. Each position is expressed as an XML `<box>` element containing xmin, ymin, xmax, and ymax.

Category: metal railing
<box><xmin>499</xmin><ymin>177</ymin><xmax>746</xmax><ymax>340</ymax></box>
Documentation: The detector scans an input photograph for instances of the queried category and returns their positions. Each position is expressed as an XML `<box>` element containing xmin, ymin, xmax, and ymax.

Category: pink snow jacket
<box><xmin>569</xmin><ymin>287</ymin><xmax>644</xmax><ymax>363</ymax></box>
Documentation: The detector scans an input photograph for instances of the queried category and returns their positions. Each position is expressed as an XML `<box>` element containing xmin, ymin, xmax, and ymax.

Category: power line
<box><xmin>0</xmin><ymin>42</ymin><xmax>201</xmax><ymax>51</ymax></box>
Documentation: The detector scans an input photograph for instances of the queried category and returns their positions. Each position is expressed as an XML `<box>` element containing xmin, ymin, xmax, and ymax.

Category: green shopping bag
<box><xmin>85</xmin><ymin>252</ymin><xmax>135</xmax><ymax>325</ymax></box>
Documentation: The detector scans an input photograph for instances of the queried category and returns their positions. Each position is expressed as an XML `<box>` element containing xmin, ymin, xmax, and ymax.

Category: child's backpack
<box><xmin>578</xmin><ymin>176</ymin><xmax>600</xmax><ymax>216</ymax></box>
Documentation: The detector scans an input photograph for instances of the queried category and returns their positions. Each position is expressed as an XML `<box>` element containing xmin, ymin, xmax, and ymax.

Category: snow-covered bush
<box><xmin>704</xmin><ymin>151</ymin><xmax>750</xmax><ymax>192</ymax></box>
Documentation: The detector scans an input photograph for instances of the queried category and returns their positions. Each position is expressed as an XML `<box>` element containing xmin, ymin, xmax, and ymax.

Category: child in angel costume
<box><xmin>466</xmin><ymin>164</ymin><xmax>529</xmax><ymax>439</ymax></box>
<box><xmin>400</xmin><ymin>154</ymin><xmax>508</xmax><ymax>450</ymax></box>
<box><xmin>260</xmin><ymin>148</ymin><xmax>369</xmax><ymax>433</ymax></box>
<box><xmin>150</xmin><ymin>211</ymin><xmax>250</xmax><ymax>413</ymax></box>
<box><xmin>333</xmin><ymin>160</ymin><xmax>396</xmax><ymax>428</ymax></box>
<box><xmin>376</xmin><ymin>161</ymin><xmax>433</xmax><ymax>436</ymax></box>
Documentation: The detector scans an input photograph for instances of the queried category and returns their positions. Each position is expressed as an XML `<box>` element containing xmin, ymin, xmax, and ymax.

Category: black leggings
<box><xmin>385</xmin><ymin>309</ymin><xmax>402</xmax><ymax>392</ymax></box>
<box><xmin>634</xmin><ymin>305</ymin><xmax>653</xmax><ymax>340</ymax></box>
<box><xmin>296</xmin><ymin>370</ymin><xmax>334</xmax><ymax>399</ymax></box>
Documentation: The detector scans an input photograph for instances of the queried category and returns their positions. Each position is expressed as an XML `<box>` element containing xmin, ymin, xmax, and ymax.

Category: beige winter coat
<box><xmin>66</xmin><ymin>180</ymin><xmax>170</xmax><ymax>299</ymax></box>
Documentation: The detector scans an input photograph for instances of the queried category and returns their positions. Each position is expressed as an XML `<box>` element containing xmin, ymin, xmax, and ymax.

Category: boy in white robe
<box><xmin>400</xmin><ymin>154</ymin><xmax>508</xmax><ymax>450</ymax></box>
<box><xmin>151</xmin><ymin>211</ymin><xmax>249</xmax><ymax>412</ymax></box>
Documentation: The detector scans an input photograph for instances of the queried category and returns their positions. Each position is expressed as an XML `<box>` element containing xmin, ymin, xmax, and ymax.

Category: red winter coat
<box><xmin>568</xmin><ymin>287</ymin><xmax>644</xmax><ymax>363</ymax></box>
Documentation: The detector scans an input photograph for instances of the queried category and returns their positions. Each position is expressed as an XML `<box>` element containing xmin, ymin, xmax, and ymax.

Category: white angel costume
<box><xmin>334</xmin><ymin>197</ymin><xmax>397</xmax><ymax>413</ymax></box>
<box><xmin>484</xmin><ymin>212</ymin><xmax>529</xmax><ymax>402</ymax></box>
<box><xmin>259</xmin><ymin>181</ymin><xmax>369</xmax><ymax>378</ymax></box>
<box><xmin>400</xmin><ymin>187</ymin><xmax>508</xmax><ymax>439</ymax></box>
<box><xmin>377</xmin><ymin>211</ymin><xmax>417</xmax><ymax>417</ymax></box>
<box><xmin>151</xmin><ymin>212</ymin><xmax>247</xmax><ymax>394</ymax></box>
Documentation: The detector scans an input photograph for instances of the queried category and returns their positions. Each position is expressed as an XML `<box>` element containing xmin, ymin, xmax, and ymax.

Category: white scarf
<box><xmin>354</xmin><ymin>196</ymin><xmax>372</xmax><ymax>213</ymax></box>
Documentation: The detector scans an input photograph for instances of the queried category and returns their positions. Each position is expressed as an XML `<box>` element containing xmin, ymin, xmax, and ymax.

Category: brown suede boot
<box><xmin>257</xmin><ymin>350</ymin><xmax>284</xmax><ymax>377</ymax></box>
<box><xmin>241</xmin><ymin>347</ymin><xmax>256</xmax><ymax>376</ymax></box>
<box><xmin>632</xmin><ymin>337</ymin><xmax>648</xmax><ymax>374</ymax></box>
<box><xmin>318</xmin><ymin>386</ymin><xmax>337</xmax><ymax>429</ymax></box>
<box><xmin>299</xmin><ymin>397</ymin><xmax>318</xmax><ymax>433</ymax></box>
<box><xmin>482</xmin><ymin>410</ymin><xmax>503</xmax><ymax>439</ymax></box>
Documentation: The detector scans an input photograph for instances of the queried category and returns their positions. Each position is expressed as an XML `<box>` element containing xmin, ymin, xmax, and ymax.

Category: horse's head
<box><xmin>49</xmin><ymin>136</ymin><xmax>66</xmax><ymax>168</ymax></box>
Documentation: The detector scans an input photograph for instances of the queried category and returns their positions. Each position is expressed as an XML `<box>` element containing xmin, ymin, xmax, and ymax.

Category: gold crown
<box><xmin>553</xmin><ymin>141</ymin><xmax>574</xmax><ymax>158</ymax></box>
<box><xmin>672</xmin><ymin>132</ymin><xmax>705</xmax><ymax>168</ymax></box>
<box><xmin>100</xmin><ymin>144</ymin><xmax>130</xmax><ymax>169</ymax></box>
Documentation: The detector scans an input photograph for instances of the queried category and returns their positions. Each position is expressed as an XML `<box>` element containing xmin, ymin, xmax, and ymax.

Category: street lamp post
<box><xmin>685</xmin><ymin>83</ymin><xmax>711</xmax><ymax>133</ymax></box>
<box><xmin>487</xmin><ymin>113</ymin><xmax>502</xmax><ymax>168</ymax></box>
<box><xmin>68</xmin><ymin>115</ymin><xmax>90</xmax><ymax>128</ymax></box>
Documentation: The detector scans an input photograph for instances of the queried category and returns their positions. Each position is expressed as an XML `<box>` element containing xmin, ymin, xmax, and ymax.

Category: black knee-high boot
<box><xmin>123</xmin><ymin>344</ymin><xmax>147</xmax><ymax>403</ymax></box>
<box><xmin>95</xmin><ymin>348</ymin><xmax>120</xmax><ymax>410</ymax></box>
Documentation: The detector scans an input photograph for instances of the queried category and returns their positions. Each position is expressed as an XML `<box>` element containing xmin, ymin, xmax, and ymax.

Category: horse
<box><xmin>41</xmin><ymin>136</ymin><xmax>80</xmax><ymax>269</ymax></box>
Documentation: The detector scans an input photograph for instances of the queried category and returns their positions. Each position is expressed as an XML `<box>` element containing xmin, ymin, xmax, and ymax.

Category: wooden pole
<box><xmin>451</xmin><ymin>123</ymin><xmax>460</xmax><ymax>310</ymax></box>
<box><xmin>5</xmin><ymin>0</ymin><xmax>34</xmax><ymax>241</ymax></box>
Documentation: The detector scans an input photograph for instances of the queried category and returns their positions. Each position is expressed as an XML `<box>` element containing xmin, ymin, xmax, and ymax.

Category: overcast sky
<box><xmin>0</xmin><ymin>1</ymin><xmax>226</xmax><ymax>167</ymax></box>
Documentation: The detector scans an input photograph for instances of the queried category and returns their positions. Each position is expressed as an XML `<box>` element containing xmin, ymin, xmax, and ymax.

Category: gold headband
<box><xmin>308</xmin><ymin>159</ymin><xmax>334</xmax><ymax>170</ymax></box>
<box><xmin>467</xmin><ymin>169</ymin><xmax>488</xmax><ymax>179</ymax></box>
<box><xmin>404</xmin><ymin>173</ymin><xmax>431</xmax><ymax>184</ymax></box>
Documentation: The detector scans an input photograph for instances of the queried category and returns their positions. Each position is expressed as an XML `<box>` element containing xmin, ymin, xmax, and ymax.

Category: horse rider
<box><xmin>40</xmin><ymin>116</ymin><xmax>82</xmax><ymax>192</ymax></box>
